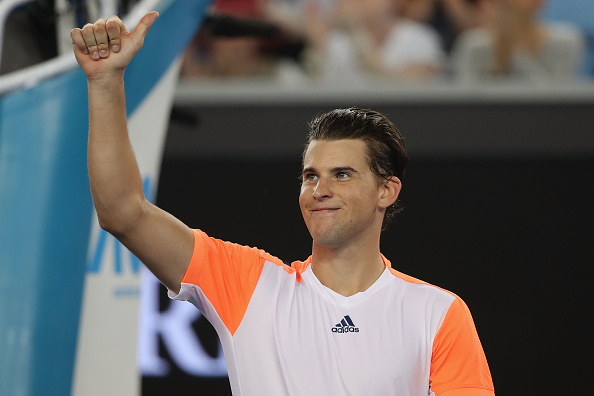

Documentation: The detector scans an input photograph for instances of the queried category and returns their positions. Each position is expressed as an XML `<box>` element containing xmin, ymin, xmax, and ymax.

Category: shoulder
<box><xmin>326</xmin><ymin>29</ymin><xmax>353</xmax><ymax>49</ymax></box>
<box><xmin>384</xmin><ymin>19</ymin><xmax>444</xmax><ymax>63</ymax></box>
<box><xmin>191</xmin><ymin>228</ymin><xmax>290</xmax><ymax>270</ymax></box>
<box><xmin>543</xmin><ymin>22</ymin><xmax>585</xmax><ymax>47</ymax></box>
<box><xmin>386</xmin><ymin>267</ymin><xmax>459</xmax><ymax>306</ymax></box>
<box><xmin>450</xmin><ymin>27</ymin><xmax>494</xmax><ymax>78</ymax></box>
<box><xmin>392</xmin><ymin>19</ymin><xmax>441</xmax><ymax>44</ymax></box>
<box><xmin>395</xmin><ymin>19</ymin><xmax>438</xmax><ymax>37</ymax></box>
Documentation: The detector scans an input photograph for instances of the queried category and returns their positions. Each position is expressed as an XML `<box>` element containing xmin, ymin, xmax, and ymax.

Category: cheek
<box><xmin>355</xmin><ymin>184</ymin><xmax>382</xmax><ymax>211</ymax></box>
<box><xmin>298</xmin><ymin>187</ymin><xmax>308</xmax><ymax>209</ymax></box>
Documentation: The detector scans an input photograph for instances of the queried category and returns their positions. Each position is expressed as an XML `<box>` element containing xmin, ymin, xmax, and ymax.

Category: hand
<box><xmin>70</xmin><ymin>12</ymin><xmax>159</xmax><ymax>80</ymax></box>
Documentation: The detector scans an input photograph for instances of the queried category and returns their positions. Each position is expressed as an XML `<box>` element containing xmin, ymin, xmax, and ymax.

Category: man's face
<box><xmin>299</xmin><ymin>139</ymin><xmax>393</xmax><ymax>249</ymax></box>
<box><xmin>503</xmin><ymin>0</ymin><xmax>544</xmax><ymax>15</ymax></box>
<box><xmin>337</xmin><ymin>0</ymin><xmax>396</xmax><ymax>24</ymax></box>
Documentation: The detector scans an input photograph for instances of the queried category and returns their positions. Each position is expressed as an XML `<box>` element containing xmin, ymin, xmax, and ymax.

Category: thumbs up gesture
<box><xmin>71</xmin><ymin>12</ymin><xmax>159</xmax><ymax>80</ymax></box>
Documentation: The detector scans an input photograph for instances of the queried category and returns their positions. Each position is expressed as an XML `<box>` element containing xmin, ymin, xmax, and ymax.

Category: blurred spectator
<box><xmin>450</xmin><ymin>0</ymin><xmax>585</xmax><ymax>84</ymax></box>
<box><xmin>304</xmin><ymin>0</ymin><xmax>444</xmax><ymax>84</ymax></box>
<box><xmin>181</xmin><ymin>0</ymin><xmax>273</xmax><ymax>78</ymax></box>
<box><xmin>399</xmin><ymin>0</ymin><xmax>484</xmax><ymax>53</ymax></box>
<box><xmin>180</xmin><ymin>0</ymin><xmax>307</xmax><ymax>79</ymax></box>
<box><xmin>539</xmin><ymin>0</ymin><xmax>594</xmax><ymax>76</ymax></box>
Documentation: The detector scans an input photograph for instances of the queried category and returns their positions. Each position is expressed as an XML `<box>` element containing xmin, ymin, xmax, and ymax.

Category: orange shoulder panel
<box><xmin>430</xmin><ymin>297</ymin><xmax>494</xmax><ymax>395</ymax></box>
<box><xmin>182</xmin><ymin>229</ymin><xmax>290</xmax><ymax>336</ymax></box>
<box><xmin>438</xmin><ymin>389</ymin><xmax>495</xmax><ymax>396</ymax></box>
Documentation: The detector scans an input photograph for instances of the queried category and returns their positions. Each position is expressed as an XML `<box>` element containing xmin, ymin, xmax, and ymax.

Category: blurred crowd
<box><xmin>0</xmin><ymin>0</ymin><xmax>591</xmax><ymax>85</ymax></box>
<box><xmin>180</xmin><ymin>0</ymin><xmax>591</xmax><ymax>85</ymax></box>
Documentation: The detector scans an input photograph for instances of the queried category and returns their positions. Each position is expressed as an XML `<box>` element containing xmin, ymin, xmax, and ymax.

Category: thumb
<box><xmin>130</xmin><ymin>11</ymin><xmax>159</xmax><ymax>42</ymax></box>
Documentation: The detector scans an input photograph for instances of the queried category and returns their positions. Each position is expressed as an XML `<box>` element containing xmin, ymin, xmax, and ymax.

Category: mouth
<box><xmin>311</xmin><ymin>208</ymin><xmax>340</xmax><ymax>214</ymax></box>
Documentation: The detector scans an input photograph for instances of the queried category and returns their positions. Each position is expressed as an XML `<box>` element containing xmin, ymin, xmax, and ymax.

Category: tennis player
<box><xmin>71</xmin><ymin>12</ymin><xmax>494</xmax><ymax>396</ymax></box>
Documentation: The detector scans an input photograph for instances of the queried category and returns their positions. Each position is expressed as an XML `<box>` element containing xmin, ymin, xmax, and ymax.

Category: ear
<box><xmin>378</xmin><ymin>176</ymin><xmax>401</xmax><ymax>209</ymax></box>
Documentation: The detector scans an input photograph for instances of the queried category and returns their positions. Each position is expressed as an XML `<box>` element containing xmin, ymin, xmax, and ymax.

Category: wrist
<box><xmin>87</xmin><ymin>71</ymin><xmax>125</xmax><ymax>90</ymax></box>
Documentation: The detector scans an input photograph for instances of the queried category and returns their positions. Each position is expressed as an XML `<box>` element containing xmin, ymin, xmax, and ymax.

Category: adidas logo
<box><xmin>331</xmin><ymin>315</ymin><xmax>360</xmax><ymax>333</ymax></box>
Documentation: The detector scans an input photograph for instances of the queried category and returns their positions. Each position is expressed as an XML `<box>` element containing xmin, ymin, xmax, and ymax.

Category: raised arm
<box><xmin>71</xmin><ymin>13</ymin><xmax>193</xmax><ymax>293</ymax></box>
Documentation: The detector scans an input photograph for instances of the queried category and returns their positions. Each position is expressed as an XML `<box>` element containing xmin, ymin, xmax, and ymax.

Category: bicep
<box><xmin>116</xmin><ymin>200</ymin><xmax>194</xmax><ymax>293</ymax></box>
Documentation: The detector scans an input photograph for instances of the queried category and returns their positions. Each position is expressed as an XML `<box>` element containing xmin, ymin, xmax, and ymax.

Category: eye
<box><xmin>303</xmin><ymin>173</ymin><xmax>318</xmax><ymax>182</ymax></box>
<box><xmin>336</xmin><ymin>171</ymin><xmax>350</xmax><ymax>179</ymax></box>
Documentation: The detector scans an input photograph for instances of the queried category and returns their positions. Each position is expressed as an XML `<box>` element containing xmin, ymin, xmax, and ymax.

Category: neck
<box><xmin>310</xmin><ymin>240</ymin><xmax>385</xmax><ymax>297</ymax></box>
<box><xmin>363</xmin><ymin>15</ymin><xmax>394</xmax><ymax>44</ymax></box>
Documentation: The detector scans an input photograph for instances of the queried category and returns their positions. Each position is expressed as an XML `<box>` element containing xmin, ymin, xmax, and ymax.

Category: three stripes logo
<box><xmin>332</xmin><ymin>315</ymin><xmax>360</xmax><ymax>333</ymax></box>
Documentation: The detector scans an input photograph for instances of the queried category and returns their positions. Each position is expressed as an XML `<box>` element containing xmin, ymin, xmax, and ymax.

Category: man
<box><xmin>71</xmin><ymin>12</ymin><xmax>494</xmax><ymax>396</ymax></box>
<box><xmin>304</xmin><ymin>0</ymin><xmax>444</xmax><ymax>83</ymax></box>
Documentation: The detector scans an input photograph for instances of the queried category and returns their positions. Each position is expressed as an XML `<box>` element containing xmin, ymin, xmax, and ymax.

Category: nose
<box><xmin>312</xmin><ymin>177</ymin><xmax>332</xmax><ymax>199</ymax></box>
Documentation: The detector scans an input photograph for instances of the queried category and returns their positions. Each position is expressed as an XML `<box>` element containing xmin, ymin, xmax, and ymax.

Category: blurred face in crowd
<box><xmin>336</xmin><ymin>0</ymin><xmax>398</xmax><ymax>24</ymax></box>
<box><xmin>210</xmin><ymin>37</ymin><xmax>263</xmax><ymax>76</ymax></box>
<box><xmin>504</xmin><ymin>0</ymin><xmax>545</xmax><ymax>16</ymax></box>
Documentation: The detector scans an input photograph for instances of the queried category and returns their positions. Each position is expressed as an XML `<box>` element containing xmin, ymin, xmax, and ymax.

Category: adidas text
<box><xmin>332</xmin><ymin>315</ymin><xmax>360</xmax><ymax>333</ymax></box>
<box><xmin>332</xmin><ymin>326</ymin><xmax>359</xmax><ymax>333</ymax></box>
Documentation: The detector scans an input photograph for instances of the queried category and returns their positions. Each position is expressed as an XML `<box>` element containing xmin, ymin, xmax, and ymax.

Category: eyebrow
<box><xmin>302</xmin><ymin>167</ymin><xmax>315</xmax><ymax>175</ymax></box>
<box><xmin>301</xmin><ymin>166</ymin><xmax>359</xmax><ymax>175</ymax></box>
<box><xmin>332</xmin><ymin>166</ymin><xmax>359</xmax><ymax>175</ymax></box>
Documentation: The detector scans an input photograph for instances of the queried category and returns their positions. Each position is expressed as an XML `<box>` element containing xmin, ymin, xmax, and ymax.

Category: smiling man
<box><xmin>299</xmin><ymin>122</ymin><xmax>403</xmax><ymax>297</ymax></box>
<box><xmin>72</xmin><ymin>12</ymin><xmax>494</xmax><ymax>396</ymax></box>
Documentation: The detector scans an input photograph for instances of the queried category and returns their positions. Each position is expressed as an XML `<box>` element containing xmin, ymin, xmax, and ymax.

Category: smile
<box><xmin>311</xmin><ymin>208</ymin><xmax>340</xmax><ymax>214</ymax></box>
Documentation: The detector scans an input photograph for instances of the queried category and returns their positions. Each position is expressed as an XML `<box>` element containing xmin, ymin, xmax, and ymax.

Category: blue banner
<box><xmin>0</xmin><ymin>1</ymin><xmax>210</xmax><ymax>395</ymax></box>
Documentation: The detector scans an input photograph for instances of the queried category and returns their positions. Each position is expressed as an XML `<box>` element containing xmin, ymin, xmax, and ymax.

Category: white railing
<box><xmin>0</xmin><ymin>0</ymin><xmax>162</xmax><ymax>96</ymax></box>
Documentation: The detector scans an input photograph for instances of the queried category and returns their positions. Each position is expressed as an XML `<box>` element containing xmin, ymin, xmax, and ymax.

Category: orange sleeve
<box><xmin>181</xmin><ymin>229</ymin><xmax>285</xmax><ymax>336</ymax></box>
<box><xmin>430</xmin><ymin>297</ymin><xmax>495</xmax><ymax>396</ymax></box>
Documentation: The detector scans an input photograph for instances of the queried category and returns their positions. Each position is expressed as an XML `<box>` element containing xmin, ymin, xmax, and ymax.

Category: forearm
<box><xmin>87</xmin><ymin>74</ymin><xmax>145</xmax><ymax>234</ymax></box>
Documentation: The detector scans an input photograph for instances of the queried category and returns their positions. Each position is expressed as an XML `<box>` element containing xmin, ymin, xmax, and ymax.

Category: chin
<box><xmin>311</xmin><ymin>229</ymin><xmax>346</xmax><ymax>248</ymax></box>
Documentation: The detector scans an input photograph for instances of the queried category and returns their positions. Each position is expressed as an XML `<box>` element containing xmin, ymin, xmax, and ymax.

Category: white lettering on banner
<box><xmin>87</xmin><ymin>178</ymin><xmax>151</xmax><ymax>275</ymax></box>
<box><xmin>87</xmin><ymin>229</ymin><xmax>142</xmax><ymax>276</ymax></box>
<box><xmin>73</xmin><ymin>177</ymin><xmax>153</xmax><ymax>396</ymax></box>
<box><xmin>139</xmin><ymin>271</ymin><xmax>228</xmax><ymax>377</ymax></box>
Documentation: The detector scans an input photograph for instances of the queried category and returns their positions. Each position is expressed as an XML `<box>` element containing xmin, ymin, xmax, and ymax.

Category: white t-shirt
<box><xmin>450</xmin><ymin>22</ymin><xmax>585</xmax><ymax>83</ymax></box>
<box><xmin>170</xmin><ymin>229</ymin><xmax>494</xmax><ymax>396</ymax></box>
<box><xmin>319</xmin><ymin>19</ymin><xmax>444</xmax><ymax>82</ymax></box>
